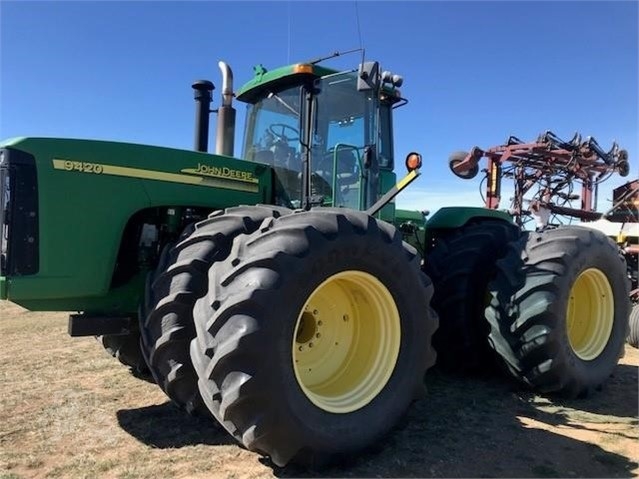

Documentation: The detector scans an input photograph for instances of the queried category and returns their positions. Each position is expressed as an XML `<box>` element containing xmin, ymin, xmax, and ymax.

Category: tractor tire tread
<box><xmin>486</xmin><ymin>226</ymin><xmax>629</xmax><ymax>397</ymax></box>
<box><xmin>191</xmin><ymin>208</ymin><xmax>438</xmax><ymax>467</ymax></box>
<box><xmin>423</xmin><ymin>219</ymin><xmax>520</xmax><ymax>372</ymax></box>
<box><xmin>139</xmin><ymin>204</ymin><xmax>290</xmax><ymax>415</ymax></box>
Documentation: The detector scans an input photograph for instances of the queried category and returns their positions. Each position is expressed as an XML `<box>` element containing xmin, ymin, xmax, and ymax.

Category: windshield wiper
<box><xmin>267</xmin><ymin>92</ymin><xmax>299</xmax><ymax>117</ymax></box>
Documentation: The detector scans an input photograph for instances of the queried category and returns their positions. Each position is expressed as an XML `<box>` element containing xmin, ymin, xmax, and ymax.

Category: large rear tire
<box><xmin>190</xmin><ymin>209</ymin><xmax>438</xmax><ymax>467</ymax></box>
<box><xmin>424</xmin><ymin>219</ymin><xmax>520</xmax><ymax>371</ymax></box>
<box><xmin>486</xmin><ymin>226</ymin><xmax>630</xmax><ymax>397</ymax></box>
<box><xmin>139</xmin><ymin>205</ymin><xmax>290</xmax><ymax>414</ymax></box>
<box><xmin>628</xmin><ymin>304</ymin><xmax>639</xmax><ymax>348</ymax></box>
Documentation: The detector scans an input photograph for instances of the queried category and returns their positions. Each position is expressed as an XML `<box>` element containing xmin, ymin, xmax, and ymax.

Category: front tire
<box><xmin>486</xmin><ymin>226</ymin><xmax>630</xmax><ymax>397</ymax></box>
<box><xmin>190</xmin><ymin>209</ymin><xmax>438</xmax><ymax>467</ymax></box>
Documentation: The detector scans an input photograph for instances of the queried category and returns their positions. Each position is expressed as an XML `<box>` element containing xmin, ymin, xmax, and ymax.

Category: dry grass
<box><xmin>0</xmin><ymin>300</ymin><xmax>637</xmax><ymax>478</ymax></box>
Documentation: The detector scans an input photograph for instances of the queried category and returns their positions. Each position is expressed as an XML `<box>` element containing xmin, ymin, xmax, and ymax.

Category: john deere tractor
<box><xmin>0</xmin><ymin>55</ymin><xmax>629</xmax><ymax>467</ymax></box>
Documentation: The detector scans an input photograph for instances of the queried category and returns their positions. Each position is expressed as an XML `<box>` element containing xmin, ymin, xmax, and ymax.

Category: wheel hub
<box><xmin>292</xmin><ymin>271</ymin><xmax>401</xmax><ymax>413</ymax></box>
<box><xmin>566</xmin><ymin>268</ymin><xmax>614</xmax><ymax>360</ymax></box>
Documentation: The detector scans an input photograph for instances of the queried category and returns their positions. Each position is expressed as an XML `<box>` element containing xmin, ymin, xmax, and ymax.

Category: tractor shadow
<box><xmin>117</xmin><ymin>360</ymin><xmax>637</xmax><ymax>477</ymax></box>
<box><xmin>271</xmin><ymin>364</ymin><xmax>638</xmax><ymax>478</ymax></box>
<box><xmin>116</xmin><ymin>402</ymin><xmax>232</xmax><ymax>448</ymax></box>
<box><xmin>546</xmin><ymin>364</ymin><xmax>638</xmax><ymax>419</ymax></box>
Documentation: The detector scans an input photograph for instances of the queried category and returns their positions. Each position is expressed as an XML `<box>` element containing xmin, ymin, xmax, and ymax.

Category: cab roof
<box><xmin>236</xmin><ymin>63</ymin><xmax>337</xmax><ymax>104</ymax></box>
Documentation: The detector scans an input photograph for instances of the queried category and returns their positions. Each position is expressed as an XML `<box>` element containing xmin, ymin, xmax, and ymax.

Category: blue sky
<box><xmin>1</xmin><ymin>0</ymin><xmax>637</xmax><ymax>214</ymax></box>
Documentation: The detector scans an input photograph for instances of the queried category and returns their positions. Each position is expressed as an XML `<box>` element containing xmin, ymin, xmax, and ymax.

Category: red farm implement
<box><xmin>449</xmin><ymin>131</ymin><xmax>631</xmax><ymax>229</ymax></box>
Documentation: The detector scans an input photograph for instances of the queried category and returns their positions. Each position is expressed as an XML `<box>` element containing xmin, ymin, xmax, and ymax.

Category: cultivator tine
<box><xmin>569</xmin><ymin>131</ymin><xmax>582</xmax><ymax>147</ymax></box>
<box><xmin>585</xmin><ymin>136</ymin><xmax>614</xmax><ymax>165</ymax></box>
<box><xmin>539</xmin><ymin>130</ymin><xmax>576</xmax><ymax>151</ymax></box>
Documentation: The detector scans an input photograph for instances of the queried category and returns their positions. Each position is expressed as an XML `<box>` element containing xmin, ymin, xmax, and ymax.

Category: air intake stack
<box><xmin>192</xmin><ymin>80</ymin><xmax>214</xmax><ymax>153</ymax></box>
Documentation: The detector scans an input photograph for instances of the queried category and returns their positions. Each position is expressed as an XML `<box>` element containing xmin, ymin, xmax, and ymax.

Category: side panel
<box><xmin>1</xmin><ymin>138</ymin><xmax>272</xmax><ymax>312</ymax></box>
<box><xmin>393</xmin><ymin>208</ymin><xmax>426</xmax><ymax>256</ymax></box>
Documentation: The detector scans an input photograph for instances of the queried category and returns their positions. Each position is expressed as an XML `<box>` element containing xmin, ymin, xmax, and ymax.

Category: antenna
<box><xmin>307</xmin><ymin>48</ymin><xmax>363</xmax><ymax>66</ymax></box>
<box><xmin>354</xmin><ymin>1</ymin><xmax>366</xmax><ymax>65</ymax></box>
<box><xmin>287</xmin><ymin>1</ymin><xmax>291</xmax><ymax>64</ymax></box>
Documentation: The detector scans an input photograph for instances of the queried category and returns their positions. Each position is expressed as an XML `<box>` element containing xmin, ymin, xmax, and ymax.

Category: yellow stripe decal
<box><xmin>396</xmin><ymin>169</ymin><xmax>418</xmax><ymax>191</ymax></box>
<box><xmin>52</xmin><ymin>159</ymin><xmax>259</xmax><ymax>193</ymax></box>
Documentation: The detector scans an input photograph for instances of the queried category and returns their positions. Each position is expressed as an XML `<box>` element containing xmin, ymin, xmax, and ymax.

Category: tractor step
<box><xmin>68</xmin><ymin>314</ymin><xmax>133</xmax><ymax>337</ymax></box>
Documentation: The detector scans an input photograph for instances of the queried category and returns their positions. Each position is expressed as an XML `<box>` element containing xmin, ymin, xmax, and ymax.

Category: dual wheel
<box><xmin>485</xmin><ymin>226</ymin><xmax>630</xmax><ymax>397</ymax></box>
<box><xmin>423</xmin><ymin>219</ymin><xmax>520</xmax><ymax>372</ymax></box>
<box><xmin>138</xmin><ymin>206</ymin><xmax>438</xmax><ymax>467</ymax></box>
<box><xmin>138</xmin><ymin>205</ymin><xmax>291</xmax><ymax>414</ymax></box>
<box><xmin>426</xmin><ymin>220</ymin><xmax>629</xmax><ymax>397</ymax></box>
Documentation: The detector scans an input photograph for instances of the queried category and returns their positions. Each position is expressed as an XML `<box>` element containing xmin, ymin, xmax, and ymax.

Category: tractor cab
<box><xmin>237</xmin><ymin>61</ymin><xmax>405</xmax><ymax>211</ymax></box>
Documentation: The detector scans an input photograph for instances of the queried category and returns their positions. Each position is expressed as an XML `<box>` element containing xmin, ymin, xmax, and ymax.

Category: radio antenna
<box><xmin>354</xmin><ymin>1</ymin><xmax>366</xmax><ymax>64</ymax></box>
<box><xmin>287</xmin><ymin>1</ymin><xmax>292</xmax><ymax>64</ymax></box>
<box><xmin>308</xmin><ymin>48</ymin><xmax>363</xmax><ymax>65</ymax></box>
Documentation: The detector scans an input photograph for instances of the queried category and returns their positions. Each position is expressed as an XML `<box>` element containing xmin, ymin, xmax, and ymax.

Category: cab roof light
<box><xmin>293</xmin><ymin>64</ymin><xmax>314</xmax><ymax>74</ymax></box>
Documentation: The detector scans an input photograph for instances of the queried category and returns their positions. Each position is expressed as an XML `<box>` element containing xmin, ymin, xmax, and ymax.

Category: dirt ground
<box><xmin>0</xmin><ymin>300</ymin><xmax>637</xmax><ymax>479</ymax></box>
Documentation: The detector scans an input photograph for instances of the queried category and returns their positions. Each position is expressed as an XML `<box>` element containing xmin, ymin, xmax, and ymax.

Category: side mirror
<box><xmin>357</xmin><ymin>62</ymin><xmax>380</xmax><ymax>92</ymax></box>
<box><xmin>405</xmin><ymin>152</ymin><xmax>422</xmax><ymax>172</ymax></box>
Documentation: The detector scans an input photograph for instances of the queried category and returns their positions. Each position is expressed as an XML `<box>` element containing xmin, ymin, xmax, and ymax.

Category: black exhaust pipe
<box><xmin>192</xmin><ymin>80</ymin><xmax>214</xmax><ymax>152</ymax></box>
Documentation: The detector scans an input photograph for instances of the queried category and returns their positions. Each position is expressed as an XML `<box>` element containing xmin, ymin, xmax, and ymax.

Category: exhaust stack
<box><xmin>215</xmin><ymin>61</ymin><xmax>236</xmax><ymax>157</ymax></box>
<box><xmin>192</xmin><ymin>80</ymin><xmax>214</xmax><ymax>153</ymax></box>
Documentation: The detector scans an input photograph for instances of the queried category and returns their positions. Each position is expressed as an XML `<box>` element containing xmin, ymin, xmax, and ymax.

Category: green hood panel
<box><xmin>2</xmin><ymin>137</ymin><xmax>272</xmax><ymax>312</ymax></box>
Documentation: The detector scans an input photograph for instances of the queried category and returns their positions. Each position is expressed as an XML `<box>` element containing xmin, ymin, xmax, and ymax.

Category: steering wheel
<box><xmin>269</xmin><ymin>123</ymin><xmax>300</xmax><ymax>142</ymax></box>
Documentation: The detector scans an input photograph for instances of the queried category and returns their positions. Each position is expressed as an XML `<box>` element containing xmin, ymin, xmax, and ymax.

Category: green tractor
<box><xmin>0</xmin><ymin>55</ymin><xmax>629</xmax><ymax>467</ymax></box>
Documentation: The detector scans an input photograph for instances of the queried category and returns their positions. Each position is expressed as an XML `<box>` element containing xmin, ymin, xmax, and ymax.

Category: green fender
<box><xmin>425</xmin><ymin>206</ymin><xmax>514</xmax><ymax>243</ymax></box>
<box><xmin>427</xmin><ymin>206</ymin><xmax>514</xmax><ymax>229</ymax></box>
<box><xmin>393</xmin><ymin>206</ymin><xmax>513</xmax><ymax>258</ymax></box>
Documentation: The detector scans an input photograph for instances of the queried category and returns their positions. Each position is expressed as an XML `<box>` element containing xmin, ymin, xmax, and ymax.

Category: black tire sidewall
<box><xmin>245</xmin><ymin>229</ymin><xmax>429</xmax><ymax>453</ymax></box>
<box><xmin>546</xmin><ymin>235</ymin><xmax>628</xmax><ymax>386</ymax></box>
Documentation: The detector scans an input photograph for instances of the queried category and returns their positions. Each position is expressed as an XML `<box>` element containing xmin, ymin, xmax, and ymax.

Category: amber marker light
<box><xmin>405</xmin><ymin>152</ymin><xmax>422</xmax><ymax>171</ymax></box>
<box><xmin>293</xmin><ymin>64</ymin><xmax>314</xmax><ymax>74</ymax></box>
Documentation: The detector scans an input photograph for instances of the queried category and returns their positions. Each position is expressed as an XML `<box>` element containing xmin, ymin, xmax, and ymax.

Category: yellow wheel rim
<box><xmin>292</xmin><ymin>271</ymin><xmax>401</xmax><ymax>413</ymax></box>
<box><xmin>566</xmin><ymin>268</ymin><xmax>614</xmax><ymax>360</ymax></box>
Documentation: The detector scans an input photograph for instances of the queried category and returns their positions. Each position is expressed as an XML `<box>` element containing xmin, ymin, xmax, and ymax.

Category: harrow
<box><xmin>449</xmin><ymin>130</ymin><xmax>630</xmax><ymax>229</ymax></box>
